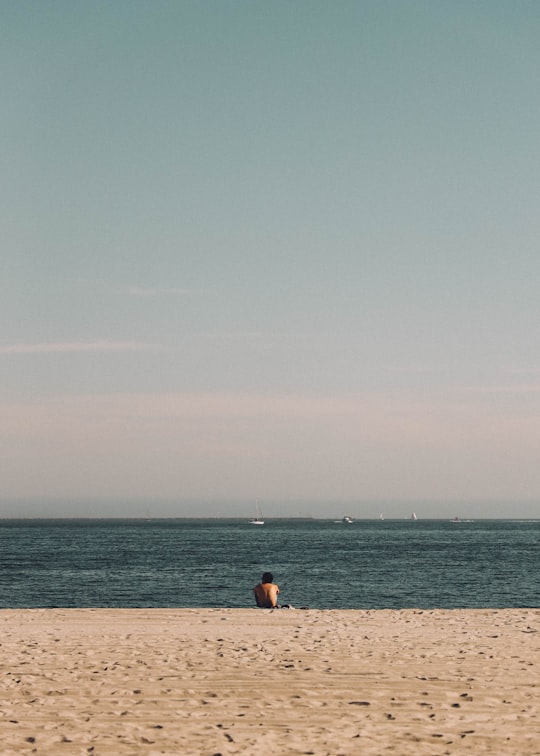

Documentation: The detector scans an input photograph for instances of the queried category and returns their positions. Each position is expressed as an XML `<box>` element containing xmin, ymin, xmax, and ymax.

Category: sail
<box><xmin>249</xmin><ymin>502</ymin><xmax>264</xmax><ymax>525</ymax></box>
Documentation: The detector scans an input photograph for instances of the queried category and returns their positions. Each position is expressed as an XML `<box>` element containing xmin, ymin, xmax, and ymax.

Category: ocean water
<box><xmin>0</xmin><ymin>518</ymin><xmax>538</xmax><ymax>610</ymax></box>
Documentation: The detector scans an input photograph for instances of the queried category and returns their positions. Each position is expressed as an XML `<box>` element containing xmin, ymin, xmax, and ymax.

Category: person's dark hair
<box><xmin>261</xmin><ymin>572</ymin><xmax>273</xmax><ymax>583</ymax></box>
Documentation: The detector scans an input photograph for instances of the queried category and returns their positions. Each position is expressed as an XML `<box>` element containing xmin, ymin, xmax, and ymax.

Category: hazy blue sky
<box><xmin>2</xmin><ymin>1</ymin><xmax>539</xmax><ymax>518</ymax></box>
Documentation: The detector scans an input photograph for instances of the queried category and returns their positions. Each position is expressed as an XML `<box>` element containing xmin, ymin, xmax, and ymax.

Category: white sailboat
<box><xmin>249</xmin><ymin>502</ymin><xmax>264</xmax><ymax>525</ymax></box>
<box><xmin>410</xmin><ymin>512</ymin><xmax>417</xmax><ymax>520</ymax></box>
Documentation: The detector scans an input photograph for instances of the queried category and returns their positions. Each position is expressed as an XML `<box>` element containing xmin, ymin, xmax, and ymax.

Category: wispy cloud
<box><xmin>123</xmin><ymin>284</ymin><xmax>192</xmax><ymax>297</ymax></box>
<box><xmin>0</xmin><ymin>341</ymin><xmax>165</xmax><ymax>355</ymax></box>
<box><xmin>78</xmin><ymin>278</ymin><xmax>195</xmax><ymax>297</ymax></box>
<box><xmin>507</xmin><ymin>366</ymin><xmax>540</xmax><ymax>375</ymax></box>
<box><xmin>385</xmin><ymin>363</ymin><xmax>448</xmax><ymax>375</ymax></box>
<box><xmin>457</xmin><ymin>383</ymin><xmax>540</xmax><ymax>394</ymax></box>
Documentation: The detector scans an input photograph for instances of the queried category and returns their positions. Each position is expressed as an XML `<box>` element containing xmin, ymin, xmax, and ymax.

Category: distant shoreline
<box><xmin>1</xmin><ymin>515</ymin><xmax>538</xmax><ymax>521</ymax></box>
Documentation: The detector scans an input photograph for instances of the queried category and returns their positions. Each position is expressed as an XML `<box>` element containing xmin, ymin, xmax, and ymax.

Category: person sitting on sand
<box><xmin>253</xmin><ymin>572</ymin><xmax>280</xmax><ymax>608</ymax></box>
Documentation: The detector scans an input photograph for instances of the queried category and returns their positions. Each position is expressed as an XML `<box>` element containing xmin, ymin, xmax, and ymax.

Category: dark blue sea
<box><xmin>0</xmin><ymin>518</ymin><xmax>538</xmax><ymax>609</ymax></box>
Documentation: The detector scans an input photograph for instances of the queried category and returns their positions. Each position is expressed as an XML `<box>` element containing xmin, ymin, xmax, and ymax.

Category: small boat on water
<box><xmin>342</xmin><ymin>515</ymin><xmax>353</xmax><ymax>524</ymax></box>
<box><xmin>410</xmin><ymin>512</ymin><xmax>418</xmax><ymax>520</ymax></box>
<box><xmin>249</xmin><ymin>502</ymin><xmax>264</xmax><ymax>525</ymax></box>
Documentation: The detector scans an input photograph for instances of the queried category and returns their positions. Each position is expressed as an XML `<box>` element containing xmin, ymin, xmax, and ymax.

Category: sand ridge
<box><xmin>0</xmin><ymin>608</ymin><xmax>538</xmax><ymax>754</ymax></box>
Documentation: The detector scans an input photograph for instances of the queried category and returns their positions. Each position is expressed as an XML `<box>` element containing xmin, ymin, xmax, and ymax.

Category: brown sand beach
<box><xmin>0</xmin><ymin>608</ymin><xmax>538</xmax><ymax>755</ymax></box>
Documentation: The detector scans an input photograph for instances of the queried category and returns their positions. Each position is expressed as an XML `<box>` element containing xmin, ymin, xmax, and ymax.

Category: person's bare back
<box><xmin>253</xmin><ymin>572</ymin><xmax>280</xmax><ymax>608</ymax></box>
